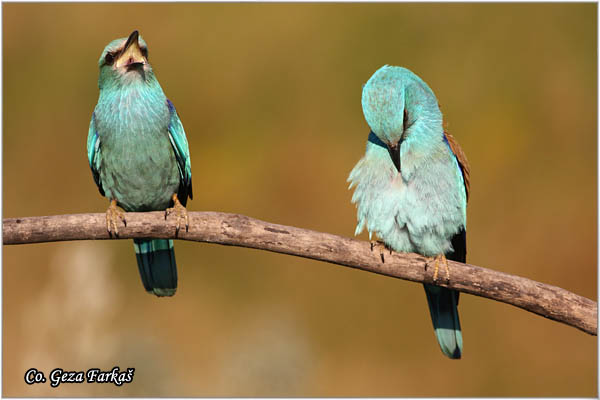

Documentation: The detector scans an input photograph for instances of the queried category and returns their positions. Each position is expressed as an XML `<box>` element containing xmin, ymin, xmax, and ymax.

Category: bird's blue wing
<box><xmin>87</xmin><ymin>112</ymin><xmax>105</xmax><ymax>196</ymax></box>
<box><xmin>166</xmin><ymin>99</ymin><xmax>193</xmax><ymax>205</ymax></box>
<box><xmin>443</xmin><ymin>131</ymin><xmax>469</xmax><ymax>264</ymax></box>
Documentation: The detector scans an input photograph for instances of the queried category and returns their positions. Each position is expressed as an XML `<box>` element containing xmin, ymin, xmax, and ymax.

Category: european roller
<box><xmin>348</xmin><ymin>66</ymin><xmax>470</xmax><ymax>359</ymax></box>
<box><xmin>87</xmin><ymin>31</ymin><xmax>193</xmax><ymax>297</ymax></box>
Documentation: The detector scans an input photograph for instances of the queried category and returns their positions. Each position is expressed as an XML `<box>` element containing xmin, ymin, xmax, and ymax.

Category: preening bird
<box><xmin>87</xmin><ymin>31</ymin><xmax>193</xmax><ymax>297</ymax></box>
<box><xmin>348</xmin><ymin>66</ymin><xmax>470</xmax><ymax>358</ymax></box>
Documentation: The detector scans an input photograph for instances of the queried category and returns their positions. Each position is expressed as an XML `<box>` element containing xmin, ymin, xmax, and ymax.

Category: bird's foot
<box><xmin>165</xmin><ymin>193</ymin><xmax>189</xmax><ymax>236</ymax></box>
<box><xmin>106</xmin><ymin>199</ymin><xmax>126</xmax><ymax>237</ymax></box>
<box><xmin>370</xmin><ymin>240</ymin><xmax>392</xmax><ymax>263</ymax></box>
<box><xmin>431</xmin><ymin>254</ymin><xmax>450</xmax><ymax>283</ymax></box>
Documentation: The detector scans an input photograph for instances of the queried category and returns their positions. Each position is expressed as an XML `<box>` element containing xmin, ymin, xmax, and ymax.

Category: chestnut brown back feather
<box><xmin>444</xmin><ymin>132</ymin><xmax>471</xmax><ymax>201</ymax></box>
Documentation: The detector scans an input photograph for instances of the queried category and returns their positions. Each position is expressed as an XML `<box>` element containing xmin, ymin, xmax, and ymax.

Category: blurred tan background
<box><xmin>3</xmin><ymin>3</ymin><xmax>596</xmax><ymax>397</ymax></box>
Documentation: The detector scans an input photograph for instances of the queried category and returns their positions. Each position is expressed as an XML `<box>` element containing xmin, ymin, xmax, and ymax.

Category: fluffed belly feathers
<box><xmin>99</xmin><ymin>133</ymin><xmax>180</xmax><ymax>212</ymax></box>
<box><xmin>348</xmin><ymin>143</ymin><xmax>466</xmax><ymax>257</ymax></box>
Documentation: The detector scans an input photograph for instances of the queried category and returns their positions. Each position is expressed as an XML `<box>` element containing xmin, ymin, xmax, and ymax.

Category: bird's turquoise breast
<box><xmin>348</xmin><ymin>134</ymin><xmax>466</xmax><ymax>256</ymax></box>
<box><xmin>95</xmin><ymin>85</ymin><xmax>179</xmax><ymax>212</ymax></box>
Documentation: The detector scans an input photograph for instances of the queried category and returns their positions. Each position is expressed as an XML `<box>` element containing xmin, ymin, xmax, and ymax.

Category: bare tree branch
<box><xmin>3</xmin><ymin>212</ymin><xmax>597</xmax><ymax>336</ymax></box>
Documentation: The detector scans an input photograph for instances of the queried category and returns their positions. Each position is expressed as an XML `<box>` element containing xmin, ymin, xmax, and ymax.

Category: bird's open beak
<box><xmin>115</xmin><ymin>30</ymin><xmax>145</xmax><ymax>69</ymax></box>
<box><xmin>387</xmin><ymin>142</ymin><xmax>401</xmax><ymax>173</ymax></box>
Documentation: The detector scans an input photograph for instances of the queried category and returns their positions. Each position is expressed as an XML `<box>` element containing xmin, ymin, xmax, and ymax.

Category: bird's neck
<box><xmin>96</xmin><ymin>79</ymin><xmax>168</xmax><ymax>137</ymax></box>
<box><xmin>399</xmin><ymin>113</ymin><xmax>445</xmax><ymax>179</ymax></box>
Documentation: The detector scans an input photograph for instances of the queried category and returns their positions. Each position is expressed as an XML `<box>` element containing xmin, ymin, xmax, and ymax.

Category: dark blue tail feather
<box><xmin>424</xmin><ymin>284</ymin><xmax>462</xmax><ymax>359</ymax></box>
<box><xmin>133</xmin><ymin>239</ymin><xmax>177</xmax><ymax>297</ymax></box>
<box><xmin>423</xmin><ymin>228</ymin><xmax>466</xmax><ymax>359</ymax></box>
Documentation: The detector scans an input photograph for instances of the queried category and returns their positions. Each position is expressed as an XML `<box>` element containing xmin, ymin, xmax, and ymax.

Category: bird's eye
<box><xmin>141</xmin><ymin>47</ymin><xmax>148</xmax><ymax>59</ymax></box>
<box><xmin>104</xmin><ymin>52</ymin><xmax>115</xmax><ymax>65</ymax></box>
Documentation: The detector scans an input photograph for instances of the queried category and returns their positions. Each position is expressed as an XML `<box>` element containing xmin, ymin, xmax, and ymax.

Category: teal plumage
<box><xmin>87</xmin><ymin>31</ymin><xmax>193</xmax><ymax>297</ymax></box>
<box><xmin>348</xmin><ymin>66</ymin><xmax>470</xmax><ymax>358</ymax></box>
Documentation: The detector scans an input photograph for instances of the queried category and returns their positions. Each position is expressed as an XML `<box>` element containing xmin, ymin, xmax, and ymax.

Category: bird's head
<box><xmin>97</xmin><ymin>30</ymin><xmax>153</xmax><ymax>89</ymax></box>
<box><xmin>361</xmin><ymin>65</ymin><xmax>441</xmax><ymax>172</ymax></box>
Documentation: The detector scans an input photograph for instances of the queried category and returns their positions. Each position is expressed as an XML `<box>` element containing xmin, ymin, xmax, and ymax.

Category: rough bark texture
<box><xmin>3</xmin><ymin>212</ymin><xmax>597</xmax><ymax>335</ymax></box>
